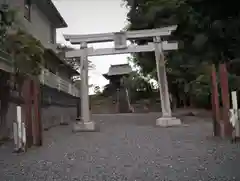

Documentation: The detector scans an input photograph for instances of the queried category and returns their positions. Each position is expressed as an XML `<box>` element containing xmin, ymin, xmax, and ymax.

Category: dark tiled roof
<box><xmin>107</xmin><ymin>64</ymin><xmax>132</xmax><ymax>76</ymax></box>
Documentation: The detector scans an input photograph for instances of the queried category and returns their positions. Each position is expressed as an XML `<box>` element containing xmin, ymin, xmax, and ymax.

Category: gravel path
<box><xmin>0</xmin><ymin>113</ymin><xmax>240</xmax><ymax>181</ymax></box>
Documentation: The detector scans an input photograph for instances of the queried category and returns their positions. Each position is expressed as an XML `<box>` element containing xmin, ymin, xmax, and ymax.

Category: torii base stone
<box><xmin>72</xmin><ymin>121</ymin><xmax>97</xmax><ymax>132</ymax></box>
<box><xmin>156</xmin><ymin>117</ymin><xmax>182</xmax><ymax>127</ymax></box>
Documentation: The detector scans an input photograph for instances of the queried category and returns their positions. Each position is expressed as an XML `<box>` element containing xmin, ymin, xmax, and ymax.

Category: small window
<box><xmin>24</xmin><ymin>0</ymin><xmax>31</xmax><ymax>21</ymax></box>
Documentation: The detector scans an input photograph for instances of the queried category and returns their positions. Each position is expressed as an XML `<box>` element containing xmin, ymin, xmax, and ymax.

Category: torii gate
<box><xmin>64</xmin><ymin>25</ymin><xmax>181</xmax><ymax>131</ymax></box>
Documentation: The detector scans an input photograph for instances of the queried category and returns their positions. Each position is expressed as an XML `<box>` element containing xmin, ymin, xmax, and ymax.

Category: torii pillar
<box><xmin>154</xmin><ymin>37</ymin><xmax>181</xmax><ymax>126</ymax></box>
<box><xmin>73</xmin><ymin>42</ymin><xmax>96</xmax><ymax>131</ymax></box>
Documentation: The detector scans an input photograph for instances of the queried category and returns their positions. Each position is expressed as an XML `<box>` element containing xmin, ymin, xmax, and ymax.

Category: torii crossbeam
<box><xmin>64</xmin><ymin>26</ymin><xmax>181</xmax><ymax>131</ymax></box>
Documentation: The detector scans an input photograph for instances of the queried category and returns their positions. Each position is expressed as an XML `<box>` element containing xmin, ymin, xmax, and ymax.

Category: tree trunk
<box><xmin>189</xmin><ymin>95</ymin><xmax>194</xmax><ymax>108</ymax></box>
<box><xmin>183</xmin><ymin>96</ymin><xmax>187</xmax><ymax>108</ymax></box>
<box><xmin>171</xmin><ymin>95</ymin><xmax>177</xmax><ymax>111</ymax></box>
<box><xmin>185</xmin><ymin>93</ymin><xmax>191</xmax><ymax>108</ymax></box>
<box><xmin>173</xmin><ymin>91</ymin><xmax>180</xmax><ymax>108</ymax></box>
<box><xmin>180</xmin><ymin>93</ymin><xmax>187</xmax><ymax>108</ymax></box>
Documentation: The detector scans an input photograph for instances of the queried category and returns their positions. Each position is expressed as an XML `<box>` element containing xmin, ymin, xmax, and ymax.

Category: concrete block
<box><xmin>156</xmin><ymin>117</ymin><xmax>182</xmax><ymax>127</ymax></box>
<box><xmin>72</xmin><ymin>121</ymin><xmax>98</xmax><ymax>132</ymax></box>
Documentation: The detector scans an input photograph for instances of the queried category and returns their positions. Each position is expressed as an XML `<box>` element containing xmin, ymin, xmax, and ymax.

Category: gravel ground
<box><xmin>0</xmin><ymin>113</ymin><xmax>240</xmax><ymax>181</ymax></box>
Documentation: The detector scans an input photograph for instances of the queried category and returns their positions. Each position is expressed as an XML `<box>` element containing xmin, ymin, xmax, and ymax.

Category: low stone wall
<box><xmin>131</xmin><ymin>103</ymin><xmax>161</xmax><ymax>113</ymax></box>
<box><xmin>90</xmin><ymin>97</ymin><xmax>117</xmax><ymax>114</ymax></box>
<box><xmin>41</xmin><ymin>105</ymin><xmax>76</xmax><ymax>130</ymax></box>
<box><xmin>0</xmin><ymin>81</ymin><xmax>79</xmax><ymax>142</ymax></box>
<box><xmin>91</xmin><ymin>102</ymin><xmax>162</xmax><ymax>114</ymax></box>
<box><xmin>91</xmin><ymin>102</ymin><xmax>117</xmax><ymax>114</ymax></box>
<box><xmin>1</xmin><ymin>103</ymin><xmax>77</xmax><ymax>140</ymax></box>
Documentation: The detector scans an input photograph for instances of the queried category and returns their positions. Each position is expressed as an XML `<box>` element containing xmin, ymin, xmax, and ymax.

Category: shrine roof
<box><xmin>103</xmin><ymin>64</ymin><xmax>132</xmax><ymax>78</ymax></box>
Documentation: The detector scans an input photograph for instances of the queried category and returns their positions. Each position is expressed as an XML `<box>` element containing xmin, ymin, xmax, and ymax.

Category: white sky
<box><xmin>52</xmin><ymin>0</ymin><xmax>130</xmax><ymax>93</ymax></box>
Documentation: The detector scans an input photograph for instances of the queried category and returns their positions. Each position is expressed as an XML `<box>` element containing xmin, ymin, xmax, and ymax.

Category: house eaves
<box><xmin>34</xmin><ymin>0</ymin><xmax>68</xmax><ymax>28</ymax></box>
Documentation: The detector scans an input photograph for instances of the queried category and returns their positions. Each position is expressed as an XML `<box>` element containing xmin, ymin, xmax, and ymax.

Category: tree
<box><xmin>56</xmin><ymin>44</ymin><xmax>96</xmax><ymax>85</ymax></box>
<box><xmin>56</xmin><ymin>44</ymin><xmax>95</xmax><ymax>71</ymax></box>
<box><xmin>94</xmin><ymin>85</ymin><xmax>101</xmax><ymax>95</ymax></box>
<box><xmin>123</xmin><ymin>71</ymin><xmax>154</xmax><ymax>102</ymax></box>
<box><xmin>6</xmin><ymin>30</ymin><xmax>44</xmax><ymax>75</ymax></box>
<box><xmin>102</xmin><ymin>83</ymin><xmax>116</xmax><ymax>97</ymax></box>
<box><xmin>0</xmin><ymin>3</ymin><xmax>15</xmax><ymax>138</ymax></box>
<box><xmin>0</xmin><ymin>4</ymin><xmax>44</xmax><ymax>139</ymax></box>
<box><xmin>123</xmin><ymin>0</ymin><xmax>240</xmax><ymax>108</ymax></box>
<box><xmin>0</xmin><ymin>3</ymin><xmax>15</xmax><ymax>46</ymax></box>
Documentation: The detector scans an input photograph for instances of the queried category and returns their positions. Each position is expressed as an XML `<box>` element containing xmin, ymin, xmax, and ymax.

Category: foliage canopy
<box><xmin>122</xmin><ymin>0</ymin><xmax>240</xmax><ymax>107</ymax></box>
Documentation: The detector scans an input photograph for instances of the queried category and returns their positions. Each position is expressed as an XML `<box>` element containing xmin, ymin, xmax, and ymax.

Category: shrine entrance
<box><xmin>63</xmin><ymin>26</ymin><xmax>181</xmax><ymax>132</ymax></box>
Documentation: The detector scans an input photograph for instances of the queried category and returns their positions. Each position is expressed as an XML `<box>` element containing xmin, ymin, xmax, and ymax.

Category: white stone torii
<box><xmin>64</xmin><ymin>25</ymin><xmax>181</xmax><ymax>131</ymax></box>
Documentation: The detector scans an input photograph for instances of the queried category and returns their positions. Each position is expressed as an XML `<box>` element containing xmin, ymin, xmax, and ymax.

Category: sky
<box><xmin>52</xmin><ymin>0</ymin><xmax>130</xmax><ymax>93</ymax></box>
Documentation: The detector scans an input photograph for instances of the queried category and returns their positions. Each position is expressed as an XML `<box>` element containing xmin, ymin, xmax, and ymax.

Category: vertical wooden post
<box><xmin>76</xmin><ymin>98</ymin><xmax>81</xmax><ymax>121</ymax></box>
<box><xmin>22</xmin><ymin>78</ymin><xmax>33</xmax><ymax>148</ymax></box>
<box><xmin>116</xmin><ymin>88</ymin><xmax>120</xmax><ymax>113</ymax></box>
<box><xmin>219</xmin><ymin>63</ymin><xmax>233</xmax><ymax>137</ymax></box>
<box><xmin>14</xmin><ymin>106</ymin><xmax>26</xmax><ymax>152</ymax></box>
<box><xmin>38</xmin><ymin>82</ymin><xmax>43</xmax><ymax>145</ymax></box>
<box><xmin>231</xmin><ymin>91</ymin><xmax>239</xmax><ymax>137</ymax></box>
<box><xmin>32</xmin><ymin>79</ymin><xmax>42</xmax><ymax>146</ymax></box>
<box><xmin>32</xmin><ymin>79</ymin><xmax>37</xmax><ymax>146</ymax></box>
<box><xmin>211</xmin><ymin>64</ymin><xmax>220</xmax><ymax>136</ymax></box>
